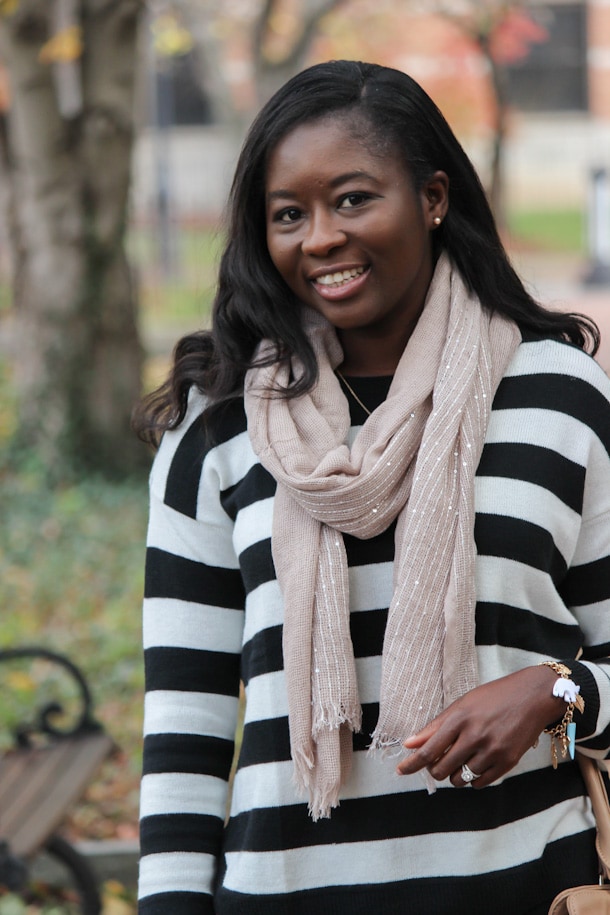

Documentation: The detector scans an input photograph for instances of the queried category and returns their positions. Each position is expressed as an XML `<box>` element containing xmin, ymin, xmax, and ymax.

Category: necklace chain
<box><xmin>336</xmin><ymin>369</ymin><xmax>372</xmax><ymax>417</ymax></box>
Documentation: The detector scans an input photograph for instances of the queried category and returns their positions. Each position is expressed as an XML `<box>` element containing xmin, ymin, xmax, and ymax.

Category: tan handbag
<box><xmin>548</xmin><ymin>755</ymin><xmax>610</xmax><ymax>913</ymax></box>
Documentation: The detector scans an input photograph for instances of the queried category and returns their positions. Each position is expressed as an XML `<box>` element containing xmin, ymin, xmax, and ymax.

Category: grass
<box><xmin>506</xmin><ymin>207</ymin><xmax>586</xmax><ymax>253</ymax></box>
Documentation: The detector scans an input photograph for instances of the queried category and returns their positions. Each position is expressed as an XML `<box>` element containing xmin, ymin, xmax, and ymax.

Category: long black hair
<box><xmin>134</xmin><ymin>60</ymin><xmax>598</xmax><ymax>445</ymax></box>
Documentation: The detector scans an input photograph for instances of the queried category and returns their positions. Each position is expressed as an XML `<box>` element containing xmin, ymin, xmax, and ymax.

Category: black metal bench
<box><xmin>0</xmin><ymin>647</ymin><xmax>115</xmax><ymax>914</ymax></box>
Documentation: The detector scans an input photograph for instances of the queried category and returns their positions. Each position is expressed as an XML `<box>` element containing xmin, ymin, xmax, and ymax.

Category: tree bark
<box><xmin>0</xmin><ymin>0</ymin><xmax>146</xmax><ymax>478</ymax></box>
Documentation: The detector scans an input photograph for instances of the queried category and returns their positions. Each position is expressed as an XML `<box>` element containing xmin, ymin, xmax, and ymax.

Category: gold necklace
<box><xmin>336</xmin><ymin>369</ymin><xmax>372</xmax><ymax>417</ymax></box>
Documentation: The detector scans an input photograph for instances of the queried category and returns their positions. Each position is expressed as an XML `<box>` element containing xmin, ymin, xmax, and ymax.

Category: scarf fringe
<box><xmin>312</xmin><ymin>701</ymin><xmax>362</xmax><ymax>737</ymax></box>
<box><xmin>307</xmin><ymin>784</ymin><xmax>341</xmax><ymax>822</ymax></box>
<box><xmin>292</xmin><ymin>745</ymin><xmax>341</xmax><ymax>822</ymax></box>
<box><xmin>368</xmin><ymin>731</ymin><xmax>403</xmax><ymax>756</ymax></box>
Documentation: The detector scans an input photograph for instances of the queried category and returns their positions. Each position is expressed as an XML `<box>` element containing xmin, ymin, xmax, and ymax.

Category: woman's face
<box><xmin>265</xmin><ymin>116</ymin><xmax>447</xmax><ymax>366</ymax></box>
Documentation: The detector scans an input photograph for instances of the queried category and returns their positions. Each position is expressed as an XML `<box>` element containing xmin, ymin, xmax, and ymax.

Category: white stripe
<box><xmin>244</xmin><ymin>656</ymin><xmax>382</xmax><ymax>725</ymax></box>
<box><xmin>476</xmin><ymin>555</ymin><xmax>580</xmax><ymax>626</ymax></box>
<box><xmin>571</xmin><ymin>598</ymin><xmax>610</xmax><ymax>646</ymax></box>
<box><xmin>138</xmin><ymin>851</ymin><xmax>215</xmax><ymax>899</ymax></box>
<box><xmin>148</xmin><ymin>402</ymin><xmax>200</xmax><ymax>497</ymax></box>
<box><xmin>147</xmin><ymin>492</ymin><xmax>239</xmax><ymax>568</ymax></box>
<box><xmin>231</xmin><ymin>750</ymin><xmax>435</xmax><ymax>817</ymax></box>
<box><xmin>242</xmin><ymin>580</ymin><xmax>284</xmax><ymax>643</ymax></box>
<box><xmin>223</xmin><ymin>798</ymin><xmax>593</xmax><ymax>894</ymax></box>
<box><xmin>582</xmin><ymin>449</ymin><xmax>610</xmax><ymax>531</ymax></box>
<box><xmin>485</xmin><ymin>407</ymin><xmax>590</xmax><ymax>467</ymax></box>
<box><xmin>144</xmin><ymin>690</ymin><xmax>238</xmax><ymax>740</ymax></box>
<box><xmin>198</xmin><ymin>429</ymin><xmax>258</xmax><ymax>502</ymax></box>
<box><xmin>506</xmin><ymin>339</ymin><xmax>609</xmax><ymax>391</ymax></box>
<box><xmin>477</xmin><ymin>643</ymin><xmax>557</xmax><ymax>683</ymax></box>
<box><xmin>234</xmin><ymin>497</ymin><xmax>274</xmax><ymax>555</ymax></box>
<box><xmin>140</xmin><ymin>772</ymin><xmax>227</xmax><ymax>818</ymax></box>
<box><xmin>143</xmin><ymin>598</ymin><xmax>244</xmax><ymax>652</ymax></box>
<box><xmin>348</xmin><ymin>562</ymin><xmax>394</xmax><ymax>613</ymax></box>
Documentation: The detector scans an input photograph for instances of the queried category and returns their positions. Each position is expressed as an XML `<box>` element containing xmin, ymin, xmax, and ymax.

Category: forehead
<box><xmin>265</xmin><ymin>116</ymin><xmax>407</xmax><ymax>189</ymax></box>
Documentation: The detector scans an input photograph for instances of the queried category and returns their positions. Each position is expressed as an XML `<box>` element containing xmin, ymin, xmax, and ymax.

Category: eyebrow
<box><xmin>266</xmin><ymin>170</ymin><xmax>379</xmax><ymax>201</ymax></box>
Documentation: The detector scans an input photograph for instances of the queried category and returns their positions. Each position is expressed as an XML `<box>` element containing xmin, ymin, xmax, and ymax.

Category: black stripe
<box><xmin>221</xmin><ymin>464</ymin><xmax>276</xmax><ymax>519</ymax></box>
<box><xmin>477</xmin><ymin>442</ymin><xmax>585</xmax><ymax>513</ymax></box>
<box><xmin>145</xmin><ymin>547</ymin><xmax>245</xmax><ymax>608</ymax></box>
<box><xmin>139</xmin><ymin>891</ymin><xmax>214</xmax><ymax>915</ymax></box>
<box><xmin>140</xmin><ymin>812</ymin><xmax>222</xmax><ymax>856</ymax></box>
<box><xmin>238</xmin><ymin>716</ymin><xmax>291</xmax><ymax>768</ymax></box>
<box><xmin>475</xmin><ymin>514</ymin><xmax>567</xmax><ymax>582</ymax></box>
<box><xmin>142</xmin><ymin>733</ymin><xmax>235</xmax><ymax>778</ymax></box>
<box><xmin>224</xmin><ymin>762</ymin><xmax>586</xmax><ymax>852</ymax></box>
<box><xmin>240</xmin><ymin>539</ymin><xmax>276</xmax><ymax>594</ymax></box>
<box><xmin>350</xmin><ymin>608</ymin><xmax>387</xmax><ymax>658</ymax></box>
<box><xmin>145</xmin><ymin>646</ymin><xmax>241</xmax><ymax>697</ymax></box>
<box><xmin>475</xmin><ymin>601</ymin><xmax>582</xmax><ymax>656</ymax></box>
<box><xmin>238</xmin><ymin>704</ymin><xmax>380</xmax><ymax>768</ymax></box>
<box><xmin>344</xmin><ymin>523</ymin><xmax>395</xmax><ymax>567</ymax></box>
<box><xmin>493</xmin><ymin>373</ymin><xmax>610</xmax><ymax>455</ymax></box>
<box><xmin>164</xmin><ymin>418</ymin><xmax>209</xmax><ymax>518</ymax></box>
<box><xmin>561</xmin><ymin>555</ymin><xmax>610</xmax><ymax>607</ymax></box>
<box><xmin>242</xmin><ymin>624</ymin><xmax>283</xmax><ymax>686</ymax></box>
<box><xmin>241</xmin><ymin>608</ymin><xmax>389</xmax><ymax>686</ymax></box>
<box><xmin>164</xmin><ymin>400</ymin><xmax>247</xmax><ymax>519</ymax></box>
<box><xmin>565</xmin><ymin>660</ymin><xmax>601</xmax><ymax>739</ymax></box>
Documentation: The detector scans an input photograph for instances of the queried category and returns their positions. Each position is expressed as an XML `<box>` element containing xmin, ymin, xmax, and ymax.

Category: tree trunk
<box><xmin>482</xmin><ymin>39</ymin><xmax>509</xmax><ymax>232</ymax></box>
<box><xmin>0</xmin><ymin>0</ymin><xmax>146</xmax><ymax>478</ymax></box>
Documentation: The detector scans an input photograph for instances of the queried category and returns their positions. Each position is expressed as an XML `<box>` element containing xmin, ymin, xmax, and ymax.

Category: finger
<box><xmin>397</xmin><ymin>727</ymin><xmax>460</xmax><ymax>776</ymax></box>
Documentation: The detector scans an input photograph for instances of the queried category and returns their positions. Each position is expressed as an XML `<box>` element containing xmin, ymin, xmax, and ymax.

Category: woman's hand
<box><xmin>396</xmin><ymin>665</ymin><xmax>567</xmax><ymax>788</ymax></box>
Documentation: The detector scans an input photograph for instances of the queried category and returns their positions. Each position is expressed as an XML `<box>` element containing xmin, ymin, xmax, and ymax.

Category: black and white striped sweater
<box><xmin>139</xmin><ymin>335</ymin><xmax>610</xmax><ymax>915</ymax></box>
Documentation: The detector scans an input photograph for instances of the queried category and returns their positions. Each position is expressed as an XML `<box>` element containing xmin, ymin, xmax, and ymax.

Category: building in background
<box><xmin>133</xmin><ymin>0</ymin><xmax>610</xmax><ymax>220</ymax></box>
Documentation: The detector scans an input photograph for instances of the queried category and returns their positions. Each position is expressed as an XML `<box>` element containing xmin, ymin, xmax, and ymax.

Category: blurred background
<box><xmin>0</xmin><ymin>1</ymin><xmax>609</xmax><ymax>911</ymax></box>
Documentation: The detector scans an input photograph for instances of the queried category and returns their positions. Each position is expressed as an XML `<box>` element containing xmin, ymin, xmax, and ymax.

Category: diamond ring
<box><xmin>461</xmin><ymin>763</ymin><xmax>481</xmax><ymax>783</ymax></box>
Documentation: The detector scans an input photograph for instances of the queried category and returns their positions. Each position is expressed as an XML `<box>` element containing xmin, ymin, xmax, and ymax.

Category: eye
<box><xmin>274</xmin><ymin>207</ymin><xmax>302</xmax><ymax>224</ymax></box>
<box><xmin>338</xmin><ymin>192</ymin><xmax>371</xmax><ymax>209</ymax></box>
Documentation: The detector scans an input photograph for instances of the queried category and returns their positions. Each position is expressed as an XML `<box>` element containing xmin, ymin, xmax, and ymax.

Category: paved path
<box><xmin>511</xmin><ymin>250</ymin><xmax>610</xmax><ymax>373</ymax></box>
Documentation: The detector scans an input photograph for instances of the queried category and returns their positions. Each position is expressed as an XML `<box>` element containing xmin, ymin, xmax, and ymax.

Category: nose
<box><xmin>301</xmin><ymin>210</ymin><xmax>346</xmax><ymax>256</ymax></box>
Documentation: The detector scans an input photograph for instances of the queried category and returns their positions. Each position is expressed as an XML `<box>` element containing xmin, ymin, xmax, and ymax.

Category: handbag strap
<box><xmin>578</xmin><ymin>753</ymin><xmax>610</xmax><ymax>881</ymax></box>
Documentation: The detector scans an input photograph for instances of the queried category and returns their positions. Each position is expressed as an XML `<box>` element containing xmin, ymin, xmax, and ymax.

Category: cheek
<box><xmin>267</xmin><ymin>236</ymin><xmax>294</xmax><ymax>279</ymax></box>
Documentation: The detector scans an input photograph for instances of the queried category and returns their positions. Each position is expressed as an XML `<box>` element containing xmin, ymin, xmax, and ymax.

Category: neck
<box><xmin>337</xmin><ymin>326</ymin><xmax>415</xmax><ymax>376</ymax></box>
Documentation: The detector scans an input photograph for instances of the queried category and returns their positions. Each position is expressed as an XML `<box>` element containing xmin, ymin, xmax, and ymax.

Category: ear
<box><xmin>422</xmin><ymin>170</ymin><xmax>449</xmax><ymax>230</ymax></box>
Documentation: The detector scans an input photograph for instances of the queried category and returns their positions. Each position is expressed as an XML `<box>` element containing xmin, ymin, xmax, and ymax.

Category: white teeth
<box><xmin>316</xmin><ymin>267</ymin><xmax>365</xmax><ymax>287</ymax></box>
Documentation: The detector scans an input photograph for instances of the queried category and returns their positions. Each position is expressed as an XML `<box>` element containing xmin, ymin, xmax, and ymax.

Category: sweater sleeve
<box><xmin>138</xmin><ymin>398</ymin><xmax>246</xmax><ymax>915</ymax></box>
<box><xmin>558</xmin><ymin>372</ymin><xmax>610</xmax><ymax>755</ymax></box>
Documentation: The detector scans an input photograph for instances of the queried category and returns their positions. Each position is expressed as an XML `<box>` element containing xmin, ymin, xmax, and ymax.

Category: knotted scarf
<box><xmin>244</xmin><ymin>254</ymin><xmax>521</xmax><ymax>819</ymax></box>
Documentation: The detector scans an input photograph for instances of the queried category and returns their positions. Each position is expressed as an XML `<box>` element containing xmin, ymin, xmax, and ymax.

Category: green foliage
<box><xmin>0</xmin><ymin>440</ymin><xmax>149</xmax><ymax>835</ymax></box>
<box><xmin>131</xmin><ymin>224</ymin><xmax>221</xmax><ymax>330</ymax></box>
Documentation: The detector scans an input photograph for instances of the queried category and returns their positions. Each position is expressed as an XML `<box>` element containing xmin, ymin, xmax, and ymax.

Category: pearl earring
<box><xmin>433</xmin><ymin>216</ymin><xmax>442</xmax><ymax>225</ymax></box>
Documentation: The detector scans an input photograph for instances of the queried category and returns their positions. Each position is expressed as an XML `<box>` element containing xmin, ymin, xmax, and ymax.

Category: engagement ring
<box><xmin>461</xmin><ymin>763</ymin><xmax>480</xmax><ymax>783</ymax></box>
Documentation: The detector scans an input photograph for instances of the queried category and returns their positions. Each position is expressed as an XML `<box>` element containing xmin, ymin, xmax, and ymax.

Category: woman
<box><xmin>135</xmin><ymin>61</ymin><xmax>610</xmax><ymax>915</ymax></box>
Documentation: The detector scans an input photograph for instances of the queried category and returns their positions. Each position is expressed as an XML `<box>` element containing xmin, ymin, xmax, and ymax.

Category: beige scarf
<box><xmin>244</xmin><ymin>254</ymin><xmax>520</xmax><ymax>820</ymax></box>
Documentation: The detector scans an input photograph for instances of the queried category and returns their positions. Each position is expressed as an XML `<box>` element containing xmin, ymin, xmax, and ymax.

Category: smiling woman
<box><xmin>264</xmin><ymin>118</ymin><xmax>447</xmax><ymax>375</ymax></box>
<box><xmin>132</xmin><ymin>61</ymin><xmax>610</xmax><ymax>915</ymax></box>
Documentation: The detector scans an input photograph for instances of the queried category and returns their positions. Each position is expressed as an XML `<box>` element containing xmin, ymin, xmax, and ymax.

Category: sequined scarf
<box><xmin>244</xmin><ymin>254</ymin><xmax>520</xmax><ymax>820</ymax></box>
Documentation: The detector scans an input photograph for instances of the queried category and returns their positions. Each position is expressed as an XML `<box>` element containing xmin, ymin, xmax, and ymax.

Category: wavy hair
<box><xmin>134</xmin><ymin>60</ymin><xmax>598</xmax><ymax>445</ymax></box>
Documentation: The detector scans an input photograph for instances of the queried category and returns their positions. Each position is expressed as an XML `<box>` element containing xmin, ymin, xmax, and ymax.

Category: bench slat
<box><xmin>0</xmin><ymin>733</ymin><xmax>114</xmax><ymax>858</ymax></box>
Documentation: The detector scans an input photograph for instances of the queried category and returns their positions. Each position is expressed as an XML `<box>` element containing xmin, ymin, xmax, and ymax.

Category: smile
<box><xmin>314</xmin><ymin>267</ymin><xmax>365</xmax><ymax>288</ymax></box>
